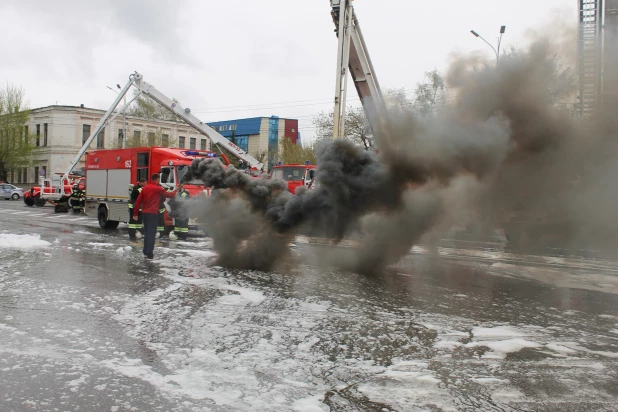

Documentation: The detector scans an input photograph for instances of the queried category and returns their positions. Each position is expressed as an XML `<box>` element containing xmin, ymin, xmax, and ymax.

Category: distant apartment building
<box><xmin>208</xmin><ymin>117</ymin><xmax>299</xmax><ymax>170</ymax></box>
<box><xmin>10</xmin><ymin>105</ymin><xmax>298</xmax><ymax>187</ymax></box>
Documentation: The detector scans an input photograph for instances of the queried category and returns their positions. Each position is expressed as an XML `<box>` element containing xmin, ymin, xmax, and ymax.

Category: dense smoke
<box><xmin>181</xmin><ymin>35</ymin><xmax>618</xmax><ymax>273</ymax></box>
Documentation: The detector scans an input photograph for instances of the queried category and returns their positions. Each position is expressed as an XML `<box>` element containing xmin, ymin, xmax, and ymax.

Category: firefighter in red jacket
<box><xmin>133</xmin><ymin>173</ymin><xmax>177</xmax><ymax>259</ymax></box>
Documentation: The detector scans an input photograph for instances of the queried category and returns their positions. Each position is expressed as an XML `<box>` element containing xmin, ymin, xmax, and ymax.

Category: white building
<box><xmin>12</xmin><ymin>105</ymin><xmax>211</xmax><ymax>187</ymax></box>
<box><xmin>9</xmin><ymin>105</ymin><xmax>300</xmax><ymax>188</ymax></box>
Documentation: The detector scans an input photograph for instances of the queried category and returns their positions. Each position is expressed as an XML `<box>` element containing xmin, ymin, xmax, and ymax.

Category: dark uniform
<box><xmin>157</xmin><ymin>188</ymin><xmax>173</xmax><ymax>237</ymax></box>
<box><xmin>173</xmin><ymin>188</ymin><xmax>191</xmax><ymax>240</ymax></box>
<box><xmin>78</xmin><ymin>185</ymin><xmax>86</xmax><ymax>213</ymax></box>
<box><xmin>70</xmin><ymin>185</ymin><xmax>81</xmax><ymax>213</ymax></box>
<box><xmin>128</xmin><ymin>183</ymin><xmax>143</xmax><ymax>240</ymax></box>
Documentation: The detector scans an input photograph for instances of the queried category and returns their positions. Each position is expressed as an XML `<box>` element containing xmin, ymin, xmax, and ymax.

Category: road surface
<box><xmin>1</xmin><ymin>199</ymin><xmax>618</xmax><ymax>411</ymax></box>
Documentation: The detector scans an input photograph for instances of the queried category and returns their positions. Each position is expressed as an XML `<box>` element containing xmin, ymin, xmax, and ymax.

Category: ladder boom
<box><xmin>331</xmin><ymin>0</ymin><xmax>387</xmax><ymax>142</ymax></box>
<box><xmin>59</xmin><ymin>72</ymin><xmax>264</xmax><ymax>185</ymax></box>
<box><xmin>133</xmin><ymin>75</ymin><xmax>264</xmax><ymax>170</ymax></box>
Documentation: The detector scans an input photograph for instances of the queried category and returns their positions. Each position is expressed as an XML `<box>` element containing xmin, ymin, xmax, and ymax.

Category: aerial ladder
<box><xmin>330</xmin><ymin>0</ymin><xmax>388</xmax><ymax>146</ymax></box>
<box><xmin>41</xmin><ymin>72</ymin><xmax>264</xmax><ymax>200</ymax></box>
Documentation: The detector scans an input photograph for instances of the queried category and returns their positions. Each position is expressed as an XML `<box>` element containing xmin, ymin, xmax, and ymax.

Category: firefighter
<box><xmin>128</xmin><ymin>178</ymin><xmax>146</xmax><ymax>240</ymax></box>
<box><xmin>156</xmin><ymin>187</ymin><xmax>173</xmax><ymax>238</ymax></box>
<box><xmin>78</xmin><ymin>182</ymin><xmax>86</xmax><ymax>213</ymax></box>
<box><xmin>70</xmin><ymin>184</ymin><xmax>81</xmax><ymax>214</ymax></box>
<box><xmin>171</xmin><ymin>184</ymin><xmax>190</xmax><ymax>240</ymax></box>
<box><xmin>133</xmin><ymin>173</ymin><xmax>177</xmax><ymax>259</ymax></box>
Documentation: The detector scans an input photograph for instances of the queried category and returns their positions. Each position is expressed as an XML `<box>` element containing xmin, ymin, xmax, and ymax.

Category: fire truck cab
<box><xmin>270</xmin><ymin>163</ymin><xmax>317</xmax><ymax>194</ymax></box>
<box><xmin>85</xmin><ymin>147</ymin><xmax>219</xmax><ymax>230</ymax></box>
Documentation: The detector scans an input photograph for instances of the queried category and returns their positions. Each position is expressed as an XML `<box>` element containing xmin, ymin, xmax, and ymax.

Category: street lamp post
<box><xmin>470</xmin><ymin>25</ymin><xmax>506</xmax><ymax>62</ymax></box>
<box><xmin>106</xmin><ymin>85</ymin><xmax>128</xmax><ymax>148</ymax></box>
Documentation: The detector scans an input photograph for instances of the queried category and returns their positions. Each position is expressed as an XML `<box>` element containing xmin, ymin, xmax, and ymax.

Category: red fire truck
<box><xmin>23</xmin><ymin>175</ymin><xmax>84</xmax><ymax>207</ymax></box>
<box><xmin>85</xmin><ymin>147</ymin><xmax>219</xmax><ymax>230</ymax></box>
<box><xmin>270</xmin><ymin>162</ymin><xmax>317</xmax><ymax>194</ymax></box>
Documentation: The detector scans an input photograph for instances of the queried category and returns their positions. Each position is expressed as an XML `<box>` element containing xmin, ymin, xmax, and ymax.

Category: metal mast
<box><xmin>577</xmin><ymin>0</ymin><xmax>604</xmax><ymax>115</ymax></box>
<box><xmin>330</xmin><ymin>0</ymin><xmax>387</xmax><ymax>142</ymax></box>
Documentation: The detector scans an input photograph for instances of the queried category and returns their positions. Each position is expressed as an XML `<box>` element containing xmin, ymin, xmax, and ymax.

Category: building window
<box><xmin>137</xmin><ymin>152</ymin><xmax>149</xmax><ymax>167</ymax></box>
<box><xmin>235</xmin><ymin>135</ymin><xmax>249</xmax><ymax>152</ymax></box>
<box><xmin>147</xmin><ymin>132</ymin><xmax>155</xmax><ymax>147</ymax></box>
<box><xmin>229</xmin><ymin>125</ymin><xmax>237</xmax><ymax>131</ymax></box>
<box><xmin>200</xmin><ymin>139</ymin><xmax>207</xmax><ymax>150</ymax></box>
<box><xmin>23</xmin><ymin>168</ymin><xmax>28</xmax><ymax>183</ymax></box>
<box><xmin>219</xmin><ymin>125</ymin><xmax>227</xmax><ymax>131</ymax></box>
<box><xmin>41</xmin><ymin>166</ymin><xmax>47</xmax><ymax>178</ymax></box>
<box><xmin>162</xmin><ymin>134</ymin><xmax>169</xmax><ymax>147</ymax></box>
<box><xmin>97</xmin><ymin>127</ymin><xmax>105</xmax><ymax>148</ymax></box>
<box><xmin>178</xmin><ymin>136</ymin><xmax>185</xmax><ymax>148</ymax></box>
<box><xmin>118</xmin><ymin>129</ymin><xmax>124</xmax><ymax>147</ymax></box>
<box><xmin>82</xmin><ymin>124</ymin><xmax>91</xmax><ymax>145</ymax></box>
<box><xmin>43</xmin><ymin>123</ymin><xmax>48</xmax><ymax>146</ymax></box>
<box><xmin>189</xmin><ymin>137</ymin><xmax>196</xmax><ymax>149</ymax></box>
<box><xmin>23</xmin><ymin>125</ymin><xmax>29</xmax><ymax>144</ymax></box>
<box><xmin>36</xmin><ymin>124</ymin><xmax>40</xmax><ymax>146</ymax></box>
<box><xmin>133</xmin><ymin>130</ymin><xmax>141</xmax><ymax>146</ymax></box>
<box><xmin>211</xmin><ymin>126</ymin><xmax>218</xmax><ymax>131</ymax></box>
<box><xmin>34</xmin><ymin>166</ymin><xmax>39</xmax><ymax>183</ymax></box>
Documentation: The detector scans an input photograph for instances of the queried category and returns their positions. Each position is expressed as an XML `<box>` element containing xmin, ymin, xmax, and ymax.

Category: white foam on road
<box><xmin>0</xmin><ymin>233</ymin><xmax>51</xmax><ymax>249</ymax></box>
<box><xmin>472</xmin><ymin>326</ymin><xmax>528</xmax><ymax>337</ymax></box>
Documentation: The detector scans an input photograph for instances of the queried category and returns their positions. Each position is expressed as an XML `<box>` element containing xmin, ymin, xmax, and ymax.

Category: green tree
<box><xmin>0</xmin><ymin>84</ymin><xmax>35</xmax><ymax>182</ymax></box>
<box><xmin>280</xmin><ymin>138</ymin><xmax>316</xmax><ymax>165</ymax></box>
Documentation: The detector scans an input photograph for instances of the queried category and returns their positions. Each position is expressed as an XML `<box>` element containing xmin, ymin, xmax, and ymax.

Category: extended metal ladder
<box><xmin>577</xmin><ymin>0</ymin><xmax>604</xmax><ymax>115</ymax></box>
<box><xmin>330</xmin><ymin>0</ymin><xmax>387</xmax><ymax>143</ymax></box>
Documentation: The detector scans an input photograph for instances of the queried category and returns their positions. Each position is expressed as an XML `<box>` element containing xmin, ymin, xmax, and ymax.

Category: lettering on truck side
<box><xmin>125</xmin><ymin>160</ymin><xmax>132</xmax><ymax>168</ymax></box>
<box><xmin>87</xmin><ymin>165</ymin><xmax>100</xmax><ymax>169</ymax></box>
<box><xmin>228</xmin><ymin>142</ymin><xmax>243</xmax><ymax>153</ymax></box>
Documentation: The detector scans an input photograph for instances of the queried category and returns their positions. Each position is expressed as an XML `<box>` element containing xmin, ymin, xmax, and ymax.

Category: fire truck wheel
<box><xmin>24</xmin><ymin>197</ymin><xmax>34</xmax><ymax>207</ymax></box>
<box><xmin>98</xmin><ymin>207</ymin><xmax>120</xmax><ymax>229</ymax></box>
<box><xmin>34</xmin><ymin>195</ymin><xmax>47</xmax><ymax>207</ymax></box>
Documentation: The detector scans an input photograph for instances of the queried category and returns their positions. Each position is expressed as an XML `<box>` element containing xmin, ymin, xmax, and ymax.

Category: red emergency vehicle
<box><xmin>270</xmin><ymin>163</ymin><xmax>317</xmax><ymax>194</ymax></box>
<box><xmin>85</xmin><ymin>147</ymin><xmax>219</xmax><ymax>230</ymax></box>
<box><xmin>23</xmin><ymin>175</ymin><xmax>85</xmax><ymax>207</ymax></box>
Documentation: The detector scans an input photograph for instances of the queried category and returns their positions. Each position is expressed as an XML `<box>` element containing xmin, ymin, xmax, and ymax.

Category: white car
<box><xmin>1</xmin><ymin>183</ymin><xmax>24</xmax><ymax>200</ymax></box>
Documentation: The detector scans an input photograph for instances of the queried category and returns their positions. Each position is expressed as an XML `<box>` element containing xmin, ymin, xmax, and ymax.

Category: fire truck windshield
<box><xmin>272</xmin><ymin>167</ymin><xmax>305</xmax><ymax>181</ymax></box>
<box><xmin>176</xmin><ymin>165</ymin><xmax>202</xmax><ymax>185</ymax></box>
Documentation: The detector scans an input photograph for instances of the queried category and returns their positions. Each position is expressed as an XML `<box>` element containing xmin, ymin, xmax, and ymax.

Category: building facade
<box><xmin>207</xmin><ymin>116</ymin><xmax>299</xmax><ymax>170</ymax></box>
<box><xmin>11</xmin><ymin>106</ymin><xmax>298</xmax><ymax>187</ymax></box>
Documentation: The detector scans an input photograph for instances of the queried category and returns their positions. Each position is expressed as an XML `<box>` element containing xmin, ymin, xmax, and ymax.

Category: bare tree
<box><xmin>414</xmin><ymin>70</ymin><xmax>447</xmax><ymax>115</ymax></box>
<box><xmin>116</xmin><ymin>126</ymin><xmax>177</xmax><ymax>149</ymax></box>
<box><xmin>312</xmin><ymin>105</ymin><xmax>373</xmax><ymax>149</ymax></box>
<box><xmin>0</xmin><ymin>84</ymin><xmax>35</xmax><ymax>182</ymax></box>
<box><xmin>312</xmin><ymin>89</ymin><xmax>415</xmax><ymax>149</ymax></box>
<box><xmin>127</xmin><ymin>91</ymin><xmax>183</xmax><ymax>122</ymax></box>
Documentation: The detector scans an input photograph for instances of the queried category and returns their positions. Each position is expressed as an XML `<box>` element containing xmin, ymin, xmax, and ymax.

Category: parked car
<box><xmin>1</xmin><ymin>183</ymin><xmax>24</xmax><ymax>200</ymax></box>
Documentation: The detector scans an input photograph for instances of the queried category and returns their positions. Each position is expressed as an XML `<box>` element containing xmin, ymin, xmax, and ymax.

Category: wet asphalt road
<box><xmin>1</xmin><ymin>199</ymin><xmax>618</xmax><ymax>411</ymax></box>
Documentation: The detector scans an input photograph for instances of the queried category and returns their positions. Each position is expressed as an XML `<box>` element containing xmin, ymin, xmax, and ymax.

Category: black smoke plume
<box><xmin>182</xmin><ymin>35</ymin><xmax>618</xmax><ymax>273</ymax></box>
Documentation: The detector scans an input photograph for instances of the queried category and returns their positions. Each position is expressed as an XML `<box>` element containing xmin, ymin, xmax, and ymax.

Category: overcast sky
<box><xmin>0</xmin><ymin>0</ymin><xmax>574</xmax><ymax>141</ymax></box>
